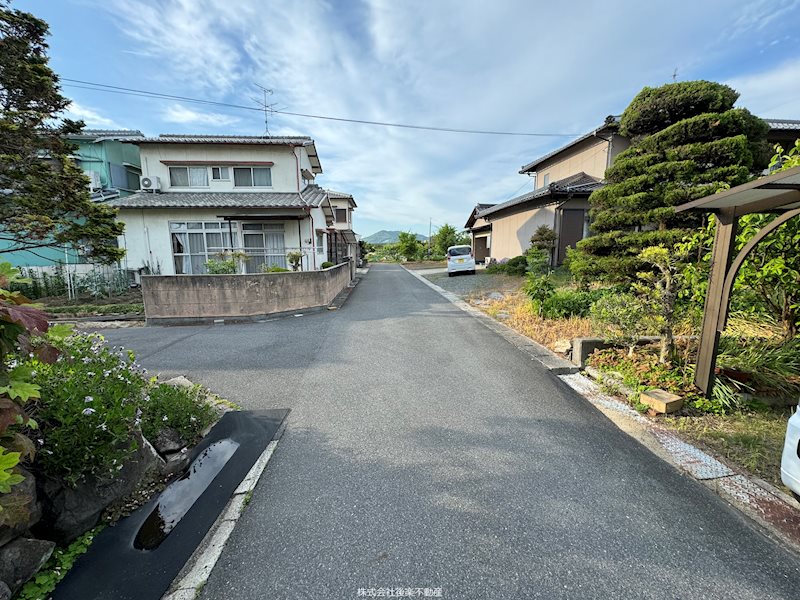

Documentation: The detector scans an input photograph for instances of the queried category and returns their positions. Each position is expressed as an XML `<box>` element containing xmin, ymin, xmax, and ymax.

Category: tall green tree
<box><xmin>433</xmin><ymin>223</ymin><xmax>469</xmax><ymax>255</ymax></box>
<box><xmin>396</xmin><ymin>231</ymin><xmax>422</xmax><ymax>261</ymax></box>
<box><xmin>571</xmin><ymin>80</ymin><xmax>770</xmax><ymax>282</ymax></box>
<box><xmin>0</xmin><ymin>1</ymin><xmax>124</xmax><ymax>264</ymax></box>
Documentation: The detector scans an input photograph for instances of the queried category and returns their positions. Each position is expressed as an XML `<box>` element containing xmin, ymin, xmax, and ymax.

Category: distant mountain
<box><xmin>363</xmin><ymin>230</ymin><xmax>427</xmax><ymax>244</ymax></box>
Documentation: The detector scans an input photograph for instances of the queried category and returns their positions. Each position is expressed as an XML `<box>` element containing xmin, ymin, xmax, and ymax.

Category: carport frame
<box><xmin>675</xmin><ymin>165</ymin><xmax>800</xmax><ymax>396</ymax></box>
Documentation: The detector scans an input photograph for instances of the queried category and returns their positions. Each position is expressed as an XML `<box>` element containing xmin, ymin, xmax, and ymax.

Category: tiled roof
<box><xmin>326</xmin><ymin>189</ymin><xmax>358</xmax><ymax>207</ymax></box>
<box><xmin>766</xmin><ymin>119</ymin><xmax>800</xmax><ymax>130</ymax></box>
<box><xmin>519</xmin><ymin>116</ymin><xmax>620</xmax><ymax>174</ymax></box>
<box><xmin>109</xmin><ymin>184</ymin><xmax>329</xmax><ymax>209</ymax></box>
<box><xmin>68</xmin><ymin>129</ymin><xmax>144</xmax><ymax>141</ymax></box>
<box><xmin>131</xmin><ymin>134</ymin><xmax>323</xmax><ymax>173</ymax></box>
<box><xmin>134</xmin><ymin>134</ymin><xmax>315</xmax><ymax>145</ymax></box>
<box><xmin>479</xmin><ymin>172</ymin><xmax>602</xmax><ymax>218</ymax></box>
<box><xmin>465</xmin><ymin>203</ymin><xmax>497</xmax><ymax>229</ymax></box>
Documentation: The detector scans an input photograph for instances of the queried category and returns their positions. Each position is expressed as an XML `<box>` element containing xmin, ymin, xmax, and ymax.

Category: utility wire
<box><xmin>61</xmin><ymin>78</ymin><xmax>582</xmax><ymax>138</ymax></box>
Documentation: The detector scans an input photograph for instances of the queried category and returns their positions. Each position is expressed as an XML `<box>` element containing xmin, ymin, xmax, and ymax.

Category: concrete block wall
<box><xmin>142</xmin><ymin>263</ymin><xmax>351</xmax><ymax>324</ymax></box>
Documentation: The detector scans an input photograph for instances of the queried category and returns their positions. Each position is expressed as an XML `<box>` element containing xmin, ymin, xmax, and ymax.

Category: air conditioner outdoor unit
<box><xmin>139</xmin><ymin>175</ymin><xmax>161</xmax><ymax>192</ymax></box>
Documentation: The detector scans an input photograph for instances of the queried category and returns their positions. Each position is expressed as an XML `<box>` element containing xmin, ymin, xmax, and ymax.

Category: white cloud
<box><xmin>161</xmin><ymin>104</ymin><xmax>240</xmax><ymax>127</ymax></box>
<box><xmin>64</xmin><ymin>101</ymin><xmax>119</xmax><ymax>128</ymax></box>
<box><xmin>728</xmin><ymin>58</ymin><xmax>800</xmax><ymax>117</ymax></box>
<box><xmin>100</xmin><ymin>0</ymin><xmax>800</xmax><ymax>235</ymax></box>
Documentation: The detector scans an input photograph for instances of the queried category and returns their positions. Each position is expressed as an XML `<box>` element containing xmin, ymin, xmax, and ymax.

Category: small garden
<box><xmin>0</xmin><ymin>263</ymin><xmax>228</xmax><ymax>598</ymax></box>
<box><xmin>471</xmin><ymin>81</ymin><xmax>800</xmax><ymax>492</ymax></box>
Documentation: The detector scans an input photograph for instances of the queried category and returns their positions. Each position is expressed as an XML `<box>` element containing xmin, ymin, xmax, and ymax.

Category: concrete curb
<box><xmin>161</xmin><ymin>426</ymin><xmax>284</xmax><ymax>600</ymax></box>
<box><xmin>558</xmin><ymin>372</ymin><xmax>800</xmax><ymax>554</ymax></box>
<box><xmin>402</xmin><ymin>267</ymin><xmax>578</xmax><ymax>375</ymax></box>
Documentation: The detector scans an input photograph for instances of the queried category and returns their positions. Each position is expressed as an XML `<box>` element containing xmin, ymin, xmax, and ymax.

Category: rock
<box><xmin>0</xmin><ymin>538</ymin><xmax>55</xmax><ymax>594</ymax></box>
<box><xmin>0</xmin><ymin>580</ymin><xmax>10</xmax><ymax>600</ymax></box>
<box><xmin>152</xmin><ymin>427</ymin><xmax>185</xmax><ymax>455</ymax></box>
<box><xmin>36</xmin><ymin>432</ymin><xmax>163</xmax><ymax>544</ymax></box>
<box><xmin>496</xmin><ymin>312</ymin><xmax>510</xmax><ymax>320</ymax></box>
<box><xmin>163</xmin><ymin>448</ymin><xmax>190</xmax><ymax>476</ymax></box>
<box><xmin>0</xmin><ymin>468</ymin><xmax>41</xmax><ymax>549</ymax></box>
<box><xmin>163</xmin><ymin>375</ymin><xmax>193</xmax><ymax>389</ymax></box>
<box><xmin>553</xmin><ymin>339</ymin><xmax>572</xmax><ymax>355</ymax></box>
<box><xmin>487</xmin><ymin>291</ymin><xmax>505</xmax><ymax>301</ymax></box>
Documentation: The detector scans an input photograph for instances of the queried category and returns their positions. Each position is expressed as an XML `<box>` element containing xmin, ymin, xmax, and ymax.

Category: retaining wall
<box><xmin>141</xmin><ymin>263</ymin><xmax>351</xmax><ymax>324</ymax></box>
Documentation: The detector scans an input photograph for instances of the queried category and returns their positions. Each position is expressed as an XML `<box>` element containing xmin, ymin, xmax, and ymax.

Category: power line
<box><xmin>60</xmin><ymin>77</ymin><xmax>582</xmax><ymax>138</ymax></box>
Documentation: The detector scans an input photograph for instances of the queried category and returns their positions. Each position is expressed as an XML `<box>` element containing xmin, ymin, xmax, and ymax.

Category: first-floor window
<box><xmin>170</xmin><ymin>221</ymin><xmax>237</xmax><ymax>274</ymax></box>
<box><xmin>316</xmin><ymin>231</ymin><xmax>324</xmax><ymax>254</ymax></box>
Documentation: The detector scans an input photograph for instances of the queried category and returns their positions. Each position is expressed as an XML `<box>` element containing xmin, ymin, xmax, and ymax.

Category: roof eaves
<box><xmin>519</xmin><ymin>116</ymin><xmax>620</xmax><ymax>174</ymax></box>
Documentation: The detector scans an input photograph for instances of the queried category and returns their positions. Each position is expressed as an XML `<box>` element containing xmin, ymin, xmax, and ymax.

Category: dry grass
<box><xmin>665</xmin><ymin>411</ymin><xmax>790</xmax><ymax>489</ymax></box>
<box><xmin>476</xmin><ymin>293</ymin><xmax>593</xmax><ymax>350</ymax></box>
<box><xmin>403</xmin><ymin>260</ymin><xmax>447</xmax><ymax>269</ymax></box>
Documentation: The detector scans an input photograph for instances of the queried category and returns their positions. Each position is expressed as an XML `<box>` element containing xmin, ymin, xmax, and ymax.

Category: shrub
<box><xmin>29</xmin><ymin>334</ymin><xmax>147</xmax><ymax>486</ymax></box>
<box><xmin>525</xmin><ymin>248</ymin><xmax>550</xmax><ymax>275</ymax></box>
<box><xmin>590</xmin><ymin>292</ymin><xmax>655</xmax><ymax>356</ymax></box>
<box><xmin>505</xmin><ymin>256</ymin><xmax>529</xmax><ymax>276</ymax></box>
<box><xmin>260</xmin><ymin>264</ymin><xmax>290</xmax><ymax>273</ymax></box>
<box><xmin>286</xmin><ymin>251</ymin><xmax>303</xmax><ymax>271</ymax></box>
<box><xmin>541</xmin><ymin>289</ymin><xmax>606</xmax><ymax>319</ymax></box>
<box><xmin>485</xmin><ymin>262</ymin><xmax>507</xmax><ymax>274</ymax></box>
<box><xmin>320</xmin><ymin>261</ymin><xmax>334</xmax><ymax>269</ymax></box>
<box><xmin>522</xmin><ymin>274</ymin><xmax>555</xmax><ymax>316</ymax></box>
<box><xmin>139</xmin><ymin>384</ymin><xmax>216</xmax><ymax>445</ymax></box>
<box><xmin>205</xmin><ymin>258</ymin><xmax>237</xmax><ymax>274</ymax></box>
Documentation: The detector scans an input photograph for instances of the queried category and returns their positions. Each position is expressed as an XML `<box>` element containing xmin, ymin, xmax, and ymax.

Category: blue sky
<box><xmin>19</xmin><ymin>0</ymin><xmax>800</xmax><ymax>237</ymax></box>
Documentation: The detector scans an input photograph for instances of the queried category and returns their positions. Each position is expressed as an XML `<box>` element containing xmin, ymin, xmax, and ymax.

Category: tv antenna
<box><xmin>251</xmin><ymin>84</ymin><xmax>280</xmax><ymax>135</ymax></box>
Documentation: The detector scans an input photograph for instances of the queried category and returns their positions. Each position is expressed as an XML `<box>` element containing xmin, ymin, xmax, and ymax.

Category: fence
<box><xmin>11</xmin><ymin>265</ymin><xmax>133</xmax><ymax>301</ymax></box>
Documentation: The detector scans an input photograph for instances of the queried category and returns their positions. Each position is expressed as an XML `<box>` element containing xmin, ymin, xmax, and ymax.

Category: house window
<box><xmin>335</xmin><ymin>208</ymin><xmax>348</xmax><ymax>223</ymax></box>
<box><xmin>233</xmin><ymin>167</ymin><xmax>272</xmax><ymax>187</ymax></box>
<box><xmin>125</xmin><ymin>169</ymin><xmax>141</xmax><ymax>191</ymax></box>
<box><xmin>169</xmin><ymin>166</ymin><xmax>208</xmax><ymax>187</ymax></box>
<box><xmin>240</xmin><ymin>222</ymin><xmax>286</xmax><ymax>272</ymax></box>
<box><xmin>170</xmin><ymin>221</ymin><xmax>237</xmax><ymax>274</ymax></box>
<box><xmin>211</xmin><ymin>167</ymin><xmax>230</xmax><ymax>180</ymax></box>
<box><xmin>542</xmin><ymin>173</ymin><xmax>550</xmax><ymax>188</ymax></box>
<box><xmin>316</xmin><ymin>231</ymin><xmax>324</xmax><ymax>254</ymax></box>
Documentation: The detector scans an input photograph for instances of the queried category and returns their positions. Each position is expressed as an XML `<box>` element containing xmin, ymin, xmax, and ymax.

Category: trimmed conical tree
<box><xmin>570</xmin><ymin>80</ymin><xmax>770</xmax><ymax>282</ymax></box>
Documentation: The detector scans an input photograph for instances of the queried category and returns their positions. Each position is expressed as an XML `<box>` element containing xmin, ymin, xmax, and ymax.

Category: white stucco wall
<box><xmin>117</xmin><ymin>206</ymin><xmax>329</xmax><ymax>274</ymax></box>
<box><xmin>329</xmin><ymin>198</ymin><xmax>354</xmax><ymax>230</ymax></box>
<box><xmin>138</xmin><ymin>144</ymin><xmax>312</xmax><ymax>193</ymax></box>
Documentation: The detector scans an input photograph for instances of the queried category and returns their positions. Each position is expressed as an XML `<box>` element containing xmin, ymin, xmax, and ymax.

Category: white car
<box><xmin>781</xmin><ymin>408</ymin><xmax>800</xmax><ymax>502</ymax></box>
<box><xmin>446</xmin><ymin>245</ymin><xmax>476</xmax><ymax>276</ymax></box>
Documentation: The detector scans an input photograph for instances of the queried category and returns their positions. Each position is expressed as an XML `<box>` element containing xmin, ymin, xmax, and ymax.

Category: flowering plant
<box><xmin>28</xmin><ymin>334</ymin><xmax>147</xmax><ymax>486</ymax></box>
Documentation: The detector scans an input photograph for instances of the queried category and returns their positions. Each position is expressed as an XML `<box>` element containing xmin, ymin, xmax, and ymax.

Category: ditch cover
<box><xmin>52</xmin><ymin>409</ymin><xmax>289</xmax><ymax>600</ymax></box>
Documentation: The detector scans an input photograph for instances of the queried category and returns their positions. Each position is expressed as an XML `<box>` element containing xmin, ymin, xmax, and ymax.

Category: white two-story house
<box><xmin>109</xmin><ymin>134</ymin><xmax>358</xmax><ymax>276</ymax></box>
<box><xmin>326</xmin><ymin>190</ymin><xmax>359</xmax><ymax>265</ymax></box>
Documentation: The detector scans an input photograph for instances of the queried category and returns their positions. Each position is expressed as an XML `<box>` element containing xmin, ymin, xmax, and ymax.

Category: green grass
<box><xmin>45</xmin><ymin>303</ymin><xmax>144</xmax><ymax>316</ymax></box>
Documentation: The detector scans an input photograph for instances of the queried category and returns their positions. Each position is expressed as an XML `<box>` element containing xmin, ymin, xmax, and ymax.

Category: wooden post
<box><xmin>694</xmin><ymin>209</ymin><xmax>737</xmax><ymax>396</ymax></box>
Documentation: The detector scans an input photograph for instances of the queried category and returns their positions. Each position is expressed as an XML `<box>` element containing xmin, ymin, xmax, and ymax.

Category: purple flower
<box><xmin>82</xmin><ymin>407</ymin><xmax>96</xmax><ymax>416</ymax></box>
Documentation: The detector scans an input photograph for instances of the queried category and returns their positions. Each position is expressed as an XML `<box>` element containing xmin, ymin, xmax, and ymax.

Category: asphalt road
<box><xmin>102</xmin><ymin>264</ymin><xmax>800</xmax><ymax>599</ymax></box>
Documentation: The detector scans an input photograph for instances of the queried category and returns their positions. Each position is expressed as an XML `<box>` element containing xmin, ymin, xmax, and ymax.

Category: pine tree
<box><xmin>571</xmin><ymin>80</ymin><xmax>770</xmax><ymax>282</ymax></box>
<box><xmin>0</xmin><ymin>2</ymin><xmax>124</xmax><ymax>264</ymax></box>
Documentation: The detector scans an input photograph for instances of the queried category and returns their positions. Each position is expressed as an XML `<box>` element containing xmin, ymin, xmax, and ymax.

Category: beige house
<box><xmin>475</xmin><ymin>116</ymin><xmax>800</xmax><ymax>265</ymax></box>
<box><xmin>464</xmin><ymin>203</ymin><xmax>495</xmax><ymax>262</ymax></box>
<box><xmin>110</xmin><ymin>134</ymin><xmax>357</xmax><ymax>276</ymax></box>
<box><xmin>476</xmin><ymin>117</ymin><xmax>627</xmax><ymax>264</ymax></box>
